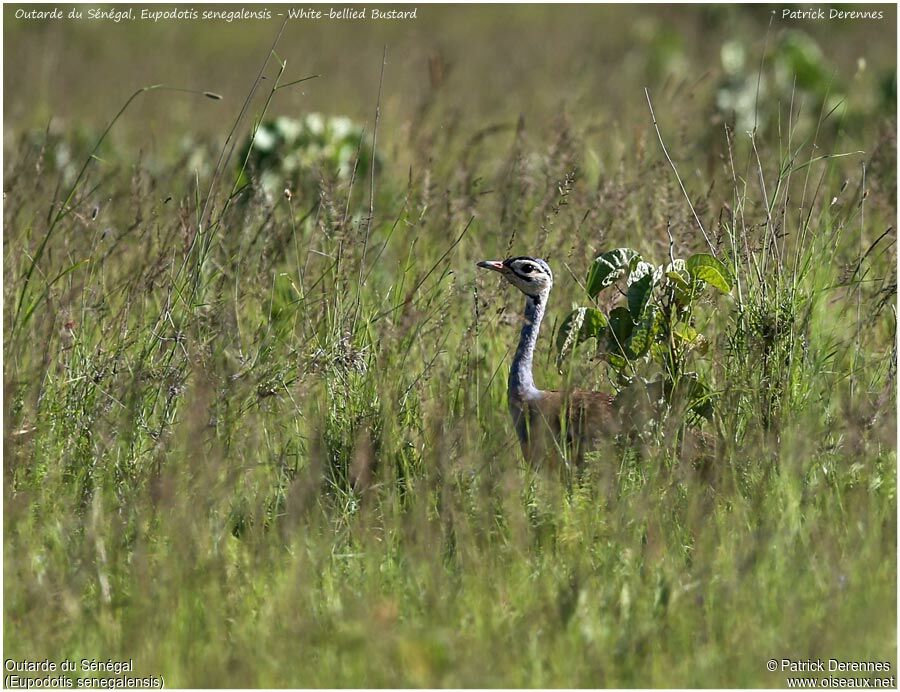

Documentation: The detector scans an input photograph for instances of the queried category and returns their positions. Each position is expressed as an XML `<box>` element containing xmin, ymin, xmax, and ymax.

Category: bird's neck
<box><xmin>509</xmin><ymin>291</ymin><xmax>548</xmax><ymax>402</ymax></box>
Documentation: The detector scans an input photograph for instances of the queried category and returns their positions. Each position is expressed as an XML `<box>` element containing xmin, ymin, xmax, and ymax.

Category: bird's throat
<box><xmin>509</xmin><ymin>292</ymin><xmax>547</xmax><ymax>402</ymax></box>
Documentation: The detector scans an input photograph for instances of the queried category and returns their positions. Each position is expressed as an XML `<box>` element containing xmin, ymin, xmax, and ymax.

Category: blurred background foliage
<box><xmin>4</xmin><ymin>5</ymin><xmax>896</xmax><ymax>162</ymax></box>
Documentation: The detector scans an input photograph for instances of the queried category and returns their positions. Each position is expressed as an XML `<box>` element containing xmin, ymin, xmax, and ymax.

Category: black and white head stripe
<box><xmin>503</xmin><ymin>257</ymin><xmax>553</xmax><ymax>282</ymax></box>
<box><xmin>476</xmin><ymin>255</ymin><xmax>553</xmax><ymax>298</ymax></box>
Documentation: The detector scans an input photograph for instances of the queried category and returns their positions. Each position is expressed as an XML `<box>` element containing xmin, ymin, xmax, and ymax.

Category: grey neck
<box><xmin>509</xmin><ymin>291</ymin><xmax>548</xmax><ymax>401</ymax></box>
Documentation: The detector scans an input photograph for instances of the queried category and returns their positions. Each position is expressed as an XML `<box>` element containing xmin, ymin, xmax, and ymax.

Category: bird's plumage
<box><xmin>510</xmin><ymin>389</ymin><xmax>620</xmax><ymax>472</ymax></box>
<box><xmin>478</xmin><ymin>255</ymin><xmax>620</xmax><ymax>471</ymax></box>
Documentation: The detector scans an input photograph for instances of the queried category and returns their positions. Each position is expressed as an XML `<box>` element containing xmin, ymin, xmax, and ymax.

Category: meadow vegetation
<box><xmin>4</xmin><ymin>6</ymin><xmax>897</xmax><ymax>686</ymax></box>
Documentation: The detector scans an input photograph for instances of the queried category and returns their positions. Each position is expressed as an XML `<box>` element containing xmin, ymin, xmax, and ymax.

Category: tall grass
<box><xmin>4</xmin><ymin>9</ymin><xmax>896</xmax><ymax>687</ymax></box>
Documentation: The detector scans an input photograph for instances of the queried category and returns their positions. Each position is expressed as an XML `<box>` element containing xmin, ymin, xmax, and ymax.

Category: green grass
<box><xmin>4</xmin><ymin>7</ymin><xmax>897</xmax><ymax>687</ymax></box>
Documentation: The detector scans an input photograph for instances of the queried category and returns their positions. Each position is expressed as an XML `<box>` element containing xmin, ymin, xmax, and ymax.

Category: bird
<box><xmin>477</xmin><ymin>256</ymin><xmax>622</xmax><ymax>472</ymax></box>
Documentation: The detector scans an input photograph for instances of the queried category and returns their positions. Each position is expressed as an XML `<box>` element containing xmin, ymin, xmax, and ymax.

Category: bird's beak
<box><xmin>477</xmin><ymin>260</ymin><xmax>505</xmax><ymax>273</ymax></box>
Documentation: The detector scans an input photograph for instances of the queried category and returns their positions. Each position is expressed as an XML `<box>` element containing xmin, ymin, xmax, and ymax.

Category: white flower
<box><xmin>329</xmin><ymin>116</ymin><xmax>354</xmax><ymax>140</ymax></box>
<box><xmin>253</xmin><ymin>126</ymin><xmax>276</xmax><ymax>151</ymax></box>
<box><xmin>275</xmin><ymin>116</ymin><xmax>302</xmax><ymax>142</ymax></box>
<box><xmin>305</xmin><ymin>113</ymin><xmax>325</xmax><ymax>136</ymax></box>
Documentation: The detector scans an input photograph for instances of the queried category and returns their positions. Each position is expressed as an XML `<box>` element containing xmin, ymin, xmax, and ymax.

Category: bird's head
<box><xmin>477</xmin><ymin>256</ymin><xmax>553</xmax><ymax>298</ymax></box>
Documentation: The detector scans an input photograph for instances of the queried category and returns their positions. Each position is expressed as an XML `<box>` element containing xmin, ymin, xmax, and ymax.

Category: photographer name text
<box><xmin>782</xmin><ymin>7</ymin><xmax>884</xmax><ymax>20</ymax></box>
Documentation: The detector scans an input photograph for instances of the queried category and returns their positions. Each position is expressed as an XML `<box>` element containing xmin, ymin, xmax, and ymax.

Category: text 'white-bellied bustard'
<box><xmin>477</xmin><ymin>256</ymin><xmax>620</xmax><ymax>471</ymax></box>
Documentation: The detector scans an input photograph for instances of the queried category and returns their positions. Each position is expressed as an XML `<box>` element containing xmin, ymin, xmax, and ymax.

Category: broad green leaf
<box><xmin>665</xmin><ymin>259</ymin><xmax>690</xmax><ymax>288</ymax></box>
<box><xmin>556</xmin><ymin>307</ymin><xmax>608</xmax><ymax>365</ymax></box>
<box><xmin>586</xmin><ymin>248</ymin><xmax>640</xmax><ymax>297</ymax></box>
<box><xmin>665</xmin><ymin>261</ymin><xmax>694</xmax><ymax>307</ymax></box>
<box><xmin>607</xmin><ymin>352</ymin><xmax>629</xmax><ymax>371</ymax></box>
<box><xmin>627</xmin><ymin>260</ymin><xmax>663</xmax><ymax>286</ymax></box>
<box><xmin>626</xmin><ymin>261</ymin><xmax>660</xmax><ymax>318</ymax></box>
<box><xmin>666</xmin><ymin>270</ymin><xmax>691</xmax><ymax>289</ymax></box>
<box><xmin>625</xmin><ymin>305</ymin><xmax>661</xmax><ymax>358</ymax></box>
<box><xmin>606</xmin><ymin>306</ymin><xmax>634</xmax><ymax>357</ymax></box>
<box><xmin>677</xmin><ymin>322</ymin><xmax>698</xmax><ymax>338</ymax></box>
<box><xmin>686</xmin><ymin>253</ymin><xmax>732</xmax><ymax>293</ymax></box>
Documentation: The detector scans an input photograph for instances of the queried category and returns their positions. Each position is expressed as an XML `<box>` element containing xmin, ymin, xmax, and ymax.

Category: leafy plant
<box><xmin>713</xmin><ymin>28</ymin><xmax>893</xmax><ymax>135</ymax></box>
<box><xmin>557</xmin><ymin>247</ymin><xmax>733</xmax><ymax>423</ymax></box>
<box><xmin>237</xmin><ymin>113</ymin><xmax>380</xmax><ymax>201</ymax></box>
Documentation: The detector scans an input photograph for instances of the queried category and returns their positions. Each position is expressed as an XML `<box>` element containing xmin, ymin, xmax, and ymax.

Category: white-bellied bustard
<box><xmin>477</xmin><ymin>256</ymin><xmax>621</xmax><ymax>471</ymax></box>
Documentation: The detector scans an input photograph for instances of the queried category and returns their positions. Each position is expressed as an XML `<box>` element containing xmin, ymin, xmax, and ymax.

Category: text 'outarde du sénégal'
<box><xmin>287</xmin><ymin>7</ymin><xmax>418</xmax><ymax>20</ymax></box>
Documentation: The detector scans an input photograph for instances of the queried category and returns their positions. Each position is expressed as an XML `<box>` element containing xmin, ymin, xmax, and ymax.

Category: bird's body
<box><xmin>479</xmin><ymin>256</ymin><xmax>621</xmax><ymax>471</ymax></box>
<box><xmin>509</xmin><ymin>390</ymin><xmax>619</xmax><ymax>471</ymax></box>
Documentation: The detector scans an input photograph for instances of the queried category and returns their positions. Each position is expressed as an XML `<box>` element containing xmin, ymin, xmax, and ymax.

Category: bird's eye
<box><xmin>521</xmin><ymin>264</ymin><xmax>533</xmax><ymax>274</ymax></box>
